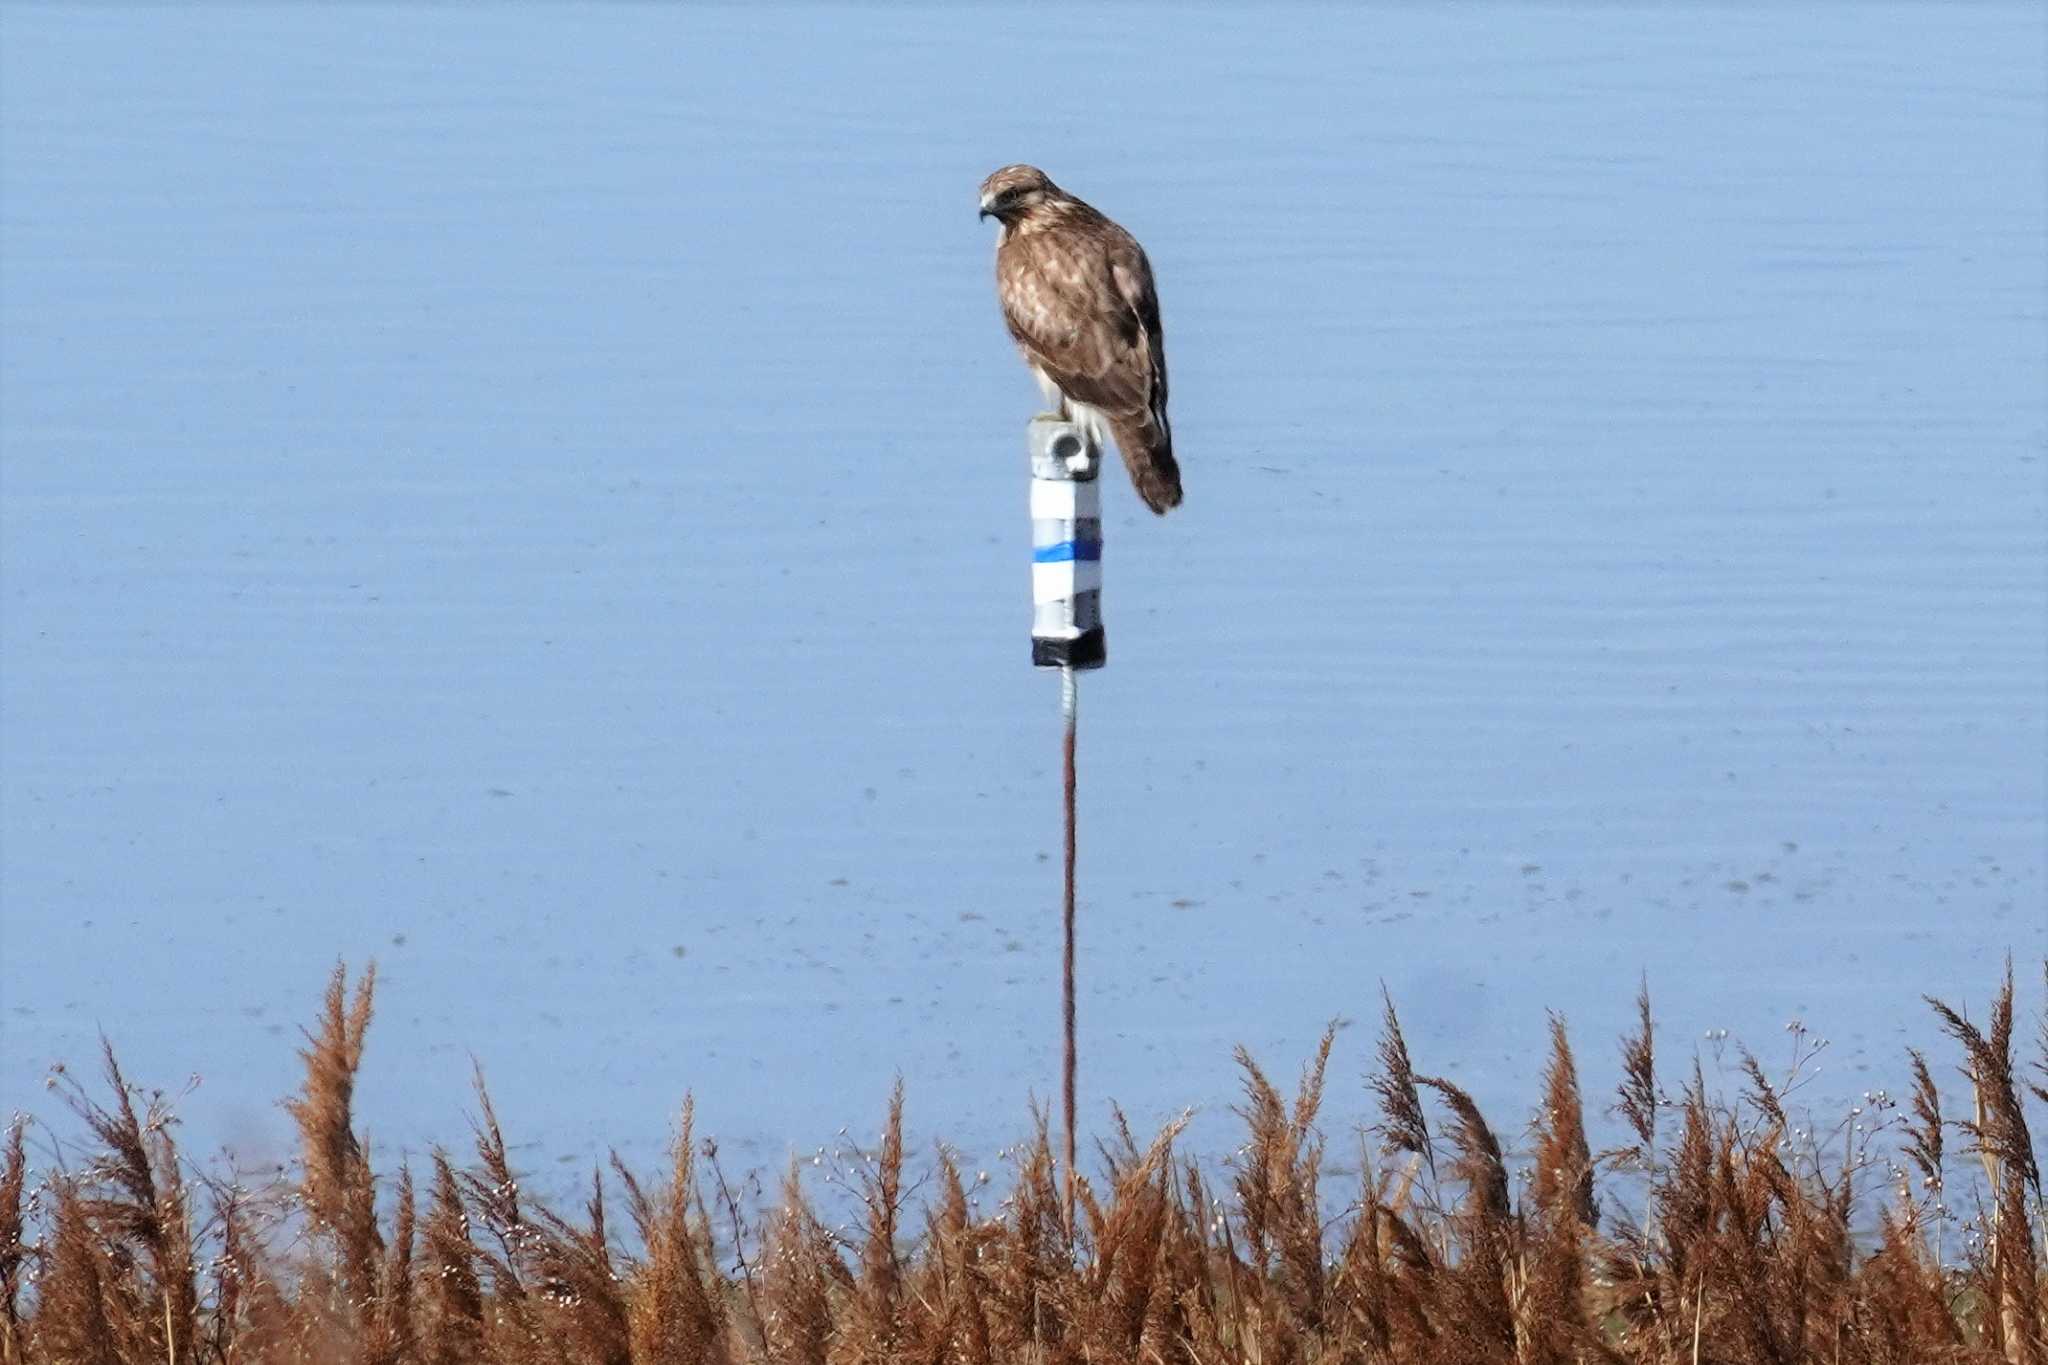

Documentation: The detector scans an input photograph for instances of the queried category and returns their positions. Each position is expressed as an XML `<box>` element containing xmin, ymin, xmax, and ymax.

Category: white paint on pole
<box><xmin>1029</xmin><ymin>479</ymin><xmax>1086</xmax><ymax>520</ymax></box>
<box><xmin>1031</xmin><ymin>560</ymin><xmax>1103</xmax><ymax>605</ymax></box>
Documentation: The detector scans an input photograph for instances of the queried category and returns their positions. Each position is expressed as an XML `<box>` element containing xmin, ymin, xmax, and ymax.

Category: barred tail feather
<box><xmin>1109</xmin><ymin>413</ymin><xmax>1182</xmax><ymax>515</ymax></box>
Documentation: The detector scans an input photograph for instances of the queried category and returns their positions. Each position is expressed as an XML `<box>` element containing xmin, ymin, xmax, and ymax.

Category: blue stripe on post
<box><xmin>1032</xmin><ymin>540</ymin><xmax>1103</xmax><ymax>564</ymax></box>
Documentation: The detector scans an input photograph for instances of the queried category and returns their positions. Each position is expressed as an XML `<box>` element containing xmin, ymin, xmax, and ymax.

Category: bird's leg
<box><xmin>1033</xmin><ymin>367</ymin><xmax>1067</xmax><ymax>422</ymax></box>
<box><xmin>1031</xmin><ymin>368</ymin><xmax>1094</xmax><ymax>474</ymax></box>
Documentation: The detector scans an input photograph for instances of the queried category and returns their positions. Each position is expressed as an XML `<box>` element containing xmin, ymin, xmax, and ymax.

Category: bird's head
<box><xmin>979</xmin><ymin>164</ymin><xmax>1059</xmax><ymax>224</ymax></box>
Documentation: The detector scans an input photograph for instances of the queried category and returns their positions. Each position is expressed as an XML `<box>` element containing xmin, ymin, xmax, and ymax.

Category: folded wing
<box><xmin>998</xmin><ymin>220</ymin><xmax>1181</xmax><ymax>513</ymax></box>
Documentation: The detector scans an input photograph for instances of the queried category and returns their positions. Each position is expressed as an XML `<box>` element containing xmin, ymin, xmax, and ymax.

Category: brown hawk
<box><xmin>980</xmin><ymin>165</ymin><xmax>1183</xmax><ymax>514</ymax></box>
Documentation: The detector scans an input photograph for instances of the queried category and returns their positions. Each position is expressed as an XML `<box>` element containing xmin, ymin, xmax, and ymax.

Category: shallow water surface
<box><xmin>2</xmin><ymin>5</ymin><xmax>2043</xmax><ymax>1181</ymax></box>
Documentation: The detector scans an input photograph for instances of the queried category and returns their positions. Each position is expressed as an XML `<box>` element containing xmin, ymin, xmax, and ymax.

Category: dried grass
<box><xmin>5</xmin><ymin>961</ymin><xmax>2044</xmax><ymax>1364</ymax></box>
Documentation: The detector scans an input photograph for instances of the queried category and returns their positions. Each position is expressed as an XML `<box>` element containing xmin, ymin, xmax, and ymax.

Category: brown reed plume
<box><xmin>37</xmin><ymin>1042</ymin><xmax>199</xmax><ymax>1364</ymax></box>
<box><xmin>283</xmin><ymin>961</ymin><xmax>384</xmax><ymax>1320</ymax></box>
<box><xmin>1</xmin><ymin>1120</ymin><xmax>26</xmax><ymax>1362</ymax></box>
<box><xmin>1368</xmin><ymin>984</ymin><xmax>1436</xmax><ymax>1189</ymax></box>
<box><xmin>1929</xmin><ymin>960</ymin><xmax>2045</xmax><ymax>1363</ymax></box>
<box><xmin>422</xmin><ymin>1150</ymin><xmax>484</xmax><ymax>1365</ymax></box>
<box><xmin>1616</xmin><ymin>977</ymin><xmax>1658</xmax><ymax>1162</ymax></box>
<box><xmin>1518</xmin><ymin>1014</ymin><xmax>1609</xmax><ymax>1364</ymax></box>
<box><xmin>760</xmin><ymin>1164</ymin><xmax>840</xmax><ymax>1365</ymax></box>
<box><xmin>1532</xmin><ymin>1013</ymin><xmax>1597</xmax><ymax>1233</ymax></box>
<box><xmin>626</xmin><ymin>1098</ymin><xmax>731</xmax><ymax>1365</ymax></box>
<box><xmin>833</xmin><ymin>1081</ymin><xmax>909</xmax><ymax>1364</ymax></box>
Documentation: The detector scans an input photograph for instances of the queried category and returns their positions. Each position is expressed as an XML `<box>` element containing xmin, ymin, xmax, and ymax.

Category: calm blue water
<box><xmin>3</xmin><ymin>5</ymin><xmax>2043</xmax><ymax>1185</ymax></box>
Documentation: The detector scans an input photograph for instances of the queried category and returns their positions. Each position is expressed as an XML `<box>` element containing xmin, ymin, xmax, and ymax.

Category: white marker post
<box><xmin>1029</xmin><ymin>415</ymin><xmax>1102</xmax><ymax>1243</ymax></box>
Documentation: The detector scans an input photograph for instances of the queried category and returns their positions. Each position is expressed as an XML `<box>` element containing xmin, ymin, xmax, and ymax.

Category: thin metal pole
<box><xmin>1060</xmin><ymin>662</ymin><xmax>1078</xmax><ymax>1246</ymax></box>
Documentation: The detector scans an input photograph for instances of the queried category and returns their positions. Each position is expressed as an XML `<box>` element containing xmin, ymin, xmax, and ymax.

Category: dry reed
<box><xmin>4</xmin><ymin>959</ymin><xmax>2043</xmax><ymax>1364</ymax></box>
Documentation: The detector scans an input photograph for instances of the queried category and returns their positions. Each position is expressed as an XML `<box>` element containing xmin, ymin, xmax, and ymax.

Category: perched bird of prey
<box><xmin>980</xmin><ymin>165</ymin><xmax>1182</xmax><ymax>514</ymax></box>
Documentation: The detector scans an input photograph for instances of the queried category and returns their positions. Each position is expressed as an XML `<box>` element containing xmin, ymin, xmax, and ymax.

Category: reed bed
<box><xmin>3</xmin><ymin>962</ymin><xmax>2043</xmax><ymax>1364</ymax></box>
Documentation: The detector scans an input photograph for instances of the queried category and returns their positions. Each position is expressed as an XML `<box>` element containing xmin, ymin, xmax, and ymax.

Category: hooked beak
<box><xmin>978</xmin><ymin>201</ymin><xmax>995</xmax><ymax>221</ymax></box>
